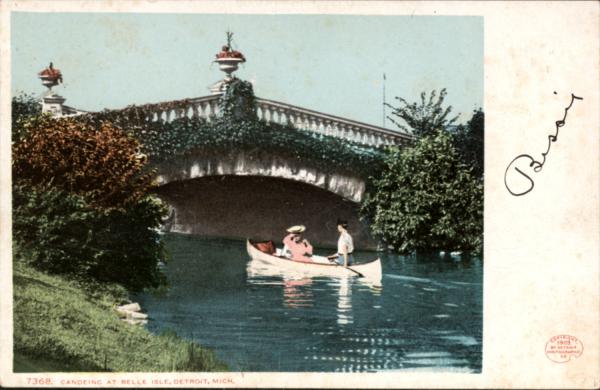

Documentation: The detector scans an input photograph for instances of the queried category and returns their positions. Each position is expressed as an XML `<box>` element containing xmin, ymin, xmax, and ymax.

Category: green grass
<box><xmin>13</xmin><ymin>261</ymin><xmax>227</xmax><ymax>372</ymax></box>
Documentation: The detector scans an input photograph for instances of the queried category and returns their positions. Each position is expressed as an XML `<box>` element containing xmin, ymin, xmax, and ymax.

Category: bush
<box><xmin>12</xmin><ymin>115</ymin><xmax>154</xmax><ymax>209</ymax></box>
<box><xmin>362</xmin><ymin>130</ymin><xmax>483</xmax><ymax>253</ymax></box>
<box><xmin>12</xmin><ymin>184</ymin><xmax>167</xmax><ymax>291</ymax></box>
<box><xmin>12</xmin><ymin>93</ymin><xmax>41</xmax><ymax>142</ymax></box>
<box><xmin>11</xmin><ymin>105</ymin><xmax>167</xmax><ymax>290</ymax></box>
<box><xmin>453</xmin><ymin>108</ymin><xmax>484</xmax><ymax>179</ymax></box>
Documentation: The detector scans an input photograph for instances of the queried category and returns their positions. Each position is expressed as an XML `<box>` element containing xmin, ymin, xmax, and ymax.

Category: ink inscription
<box><xmin>504</xmin><ymin>93</ymin><xmax>583</xmax><ymax>196</ymax></box>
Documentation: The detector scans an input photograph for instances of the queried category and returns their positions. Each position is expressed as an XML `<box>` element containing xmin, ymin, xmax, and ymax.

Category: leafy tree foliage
<box><xmin>12</xmin><ymin>93</ymin><xmax>41</xmax><ymax>142</ymax></box>
<box><xmin>12</xmin><ymin>116</ymin><xmax>154</xmax><ymax>209</ymax></box>
<box><xmin>12</xmin><ymin>100</ymin><xmax>167</xmax><ymax>291</ymax></box>
<box><xmin>362</xmin><ymin>130</ymin><xmax>483</xmax><ymax>253</ymax></box>
<box><xmin>454</xmin><ymin>108</ymin><xmax>484</xmax><ymax>178</ymax></box>
<box><xmin>12</xmin><ymin>184</ymin><xmax>167</xmax><ymax>291</ymax></box>
<box><xmin>386</xmin><ymin>88</ymin><xmax>459</xmax><ymax>138</ymax></box>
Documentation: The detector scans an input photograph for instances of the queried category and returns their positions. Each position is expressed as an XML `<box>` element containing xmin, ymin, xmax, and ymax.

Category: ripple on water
<box><xmin>137</xmin><ymin>235</ymin><xmax>482</xmax><ymax>372</ymax></box>
<box><xmin>441</xmin><ymin>335</ymin><xmax>480</xmax><ymax>346</ymax></box>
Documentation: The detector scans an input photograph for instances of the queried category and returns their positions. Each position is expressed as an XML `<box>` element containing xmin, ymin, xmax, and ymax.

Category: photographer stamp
<box><xmin>545</xmin><ymin>335</ymin><xmax>584</xmax><ymax>363</ymax></box>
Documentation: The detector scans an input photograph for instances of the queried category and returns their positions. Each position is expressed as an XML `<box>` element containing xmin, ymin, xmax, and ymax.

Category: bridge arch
<box><xmin>152</xmin><ymin>149</ymin><xmax>378</xmax><ymax>248</ymax></box>
<box><xmin>153</xmin><ymin>149</ymin><xmax>367</xmax><ymax>203</ymax></box>
<box><xmin>155</xmin><ymin>175</ymin><xmax>376</xmax><ymax>249</ymax></box>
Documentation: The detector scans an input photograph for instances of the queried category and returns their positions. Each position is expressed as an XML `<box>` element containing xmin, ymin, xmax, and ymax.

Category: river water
<box><xmin>136</xmin><ymin>234</ymin><xmax>483</xmax><ymax>372</ymax></box>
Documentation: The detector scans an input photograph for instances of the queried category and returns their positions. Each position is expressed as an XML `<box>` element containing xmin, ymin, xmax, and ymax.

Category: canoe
<box><xmin>246</xmin><ymin>239</ymin><xmax>382</xmax><ymax>282</ymax></box>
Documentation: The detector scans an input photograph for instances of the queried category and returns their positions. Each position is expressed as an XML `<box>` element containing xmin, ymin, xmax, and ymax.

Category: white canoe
<box><xmin>246</xmin><ymin>239</ymin><xmax>382</xmax><ymax>283</ymax></box>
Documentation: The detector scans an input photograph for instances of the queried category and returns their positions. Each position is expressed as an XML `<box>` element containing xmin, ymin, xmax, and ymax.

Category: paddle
<box><xmin>343</xmin><ymin>266</ymin><xmax>364</xmax><ymax>278</ymax></box>
<box><xmin>327</xmin><ymin>255</ymin><xmax>364</xmax><ymax>278</ymax></box>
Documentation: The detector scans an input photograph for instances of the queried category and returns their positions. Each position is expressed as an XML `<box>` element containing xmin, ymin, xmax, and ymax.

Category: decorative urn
<box><xmin>209</xmin><ymin>32</ymin><xmax>246</xmax><ymax>94</ymax></box>
<box><xmin>214</xmin><ymin>32</ymin><xmax>246</xmax><ymax>82</ymax></box>
<box><xmin>38</xmin><ymin>62</ymin><xmax>63</xmax><ymax>91</ymax></box>
<box><xmin>38</xmin><ymin>62</ymin><xmax>66</xmax><ymax>116</ymax></box>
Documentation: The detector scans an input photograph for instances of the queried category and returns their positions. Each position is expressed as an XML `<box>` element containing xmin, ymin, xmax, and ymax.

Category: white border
<box><xmin>1</xmin><ymin>1</ymin><xmax>598</xmax><ymax>388</ymax></box>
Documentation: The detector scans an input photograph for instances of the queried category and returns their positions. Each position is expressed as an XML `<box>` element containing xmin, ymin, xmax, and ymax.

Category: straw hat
<box><xmin>286</xmin><ymin>225</ymin><xmax>306</xmax><ymax>234</ymax></box>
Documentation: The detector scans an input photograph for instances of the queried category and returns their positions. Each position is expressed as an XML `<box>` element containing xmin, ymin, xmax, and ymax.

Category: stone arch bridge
<box><xmin>48</xmin><ymin>54</ymin><xmax>411</xmax><ymax>248</ymax></box>
<box><xmin>139</xmin><ymin>95</ymin><xmax>411</xmax><ymax>249</ymax></box>
<box><xmin>39</xmin><ymin>33</ymin><xmax>412</xmax><ymax>247</ymax></box>
<box><xmin>62</xmin><ymin>92</ymin><xmax>411</xmax><ymax>248</ymax></box>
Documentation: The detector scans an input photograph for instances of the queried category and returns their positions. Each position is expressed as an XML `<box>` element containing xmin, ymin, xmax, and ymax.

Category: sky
<box><xmin>11</xmin><ymin>12</ymin><xmax>482</xmax><ymax>128</ymax></box>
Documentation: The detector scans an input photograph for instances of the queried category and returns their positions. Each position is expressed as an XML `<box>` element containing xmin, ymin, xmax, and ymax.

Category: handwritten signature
<box><xmin>504</xmin><ymin>93</ymin><xmax>583</xmax><ymax>196</ymax></box>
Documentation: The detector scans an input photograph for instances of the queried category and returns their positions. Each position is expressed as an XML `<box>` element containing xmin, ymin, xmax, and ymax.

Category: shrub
<box><xmin>12</xmin><ymin>184</ymin><xmax>167</xmax><ymax>291</ymax></box>
<box><xmin>11</xmin><ymin>104</ymin><xmax>168</xmax><ymax>290</ymax></box>
<box><xmin>362</xmin><ymin>130</ymin><xmax>483</xmax><ymax>253</ymax></box>
<box><xmin>12</xmin><ymin>93</ymin><xmax>41</xmax><ymax>142</ymax></box>
<box><xmin>12</xmin><ymin>116</ymin><xmax>154</xmax><ymax>210</ymax></box>
<box><xmin>453</xmin><ymin>108</ymin><xmax>484</xmax><ymax>179</ymax></box>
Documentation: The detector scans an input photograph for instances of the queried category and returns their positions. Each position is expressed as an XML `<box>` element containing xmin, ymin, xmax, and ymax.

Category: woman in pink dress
<box><xmin>282</xmin><ymin>225</ymin><xmax>314</xmax><ymax>262</ymax></box>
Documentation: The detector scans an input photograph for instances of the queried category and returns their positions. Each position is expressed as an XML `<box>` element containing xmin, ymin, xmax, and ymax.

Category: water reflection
<box><xmin>336</xmin><ymin>276</ymin><xmax>352</xmax><ymax>326</ymax></box>
<box><xmin>138</xmin><ymin>235</ymin><xmax>482</xmax><ymax>372</ymax></box>
<box><xmin>283</xmin><ymin>278</ymin><xmax>314</xmax><ymax>308</ymax></box>
<box><xmin>247</xmin><ymin>259</ymin><xmax>316</xmax><ymax>308</ymax></box>
<box><xmin>246</xmin><ymin>259</ymin><xmax>377</xmax><ymax>316</ymax></box>
<box><xmin>245</xmin><ymin>257</ymin><xmax>391</xmax><ymax>329</ymax></box>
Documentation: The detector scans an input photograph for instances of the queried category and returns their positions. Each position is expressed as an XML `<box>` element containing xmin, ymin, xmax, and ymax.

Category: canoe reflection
<box><xmin>246</xmin><ymin>259</ymin><xmax>369</xmax><ymax>320</ymax></box>
<box><xmin>246</xmin><ymin>259</ymin><xmax>316</xmax><ymax>308</ymax></box>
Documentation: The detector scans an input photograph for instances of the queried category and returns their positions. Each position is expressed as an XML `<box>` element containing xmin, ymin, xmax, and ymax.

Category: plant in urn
<box><xmin>38</xmin><ymin>62</ymin><xmax>63</xmax><ymax>94</ymax></box>
<box><xmin>38</xmin><ymin>62</ymin><xmax>66</xmax><ymax>116</ymax></box>
<box><xmin>214</xmin><ymin>31</ymin><xmax>246</xmax><ymax>82</ymax></box>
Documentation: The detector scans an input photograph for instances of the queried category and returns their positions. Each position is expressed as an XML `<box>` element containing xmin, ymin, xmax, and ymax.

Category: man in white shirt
<box><xmin>328</xmin><ymin>219</ymin><xmax>354</xmax><ymax>266</ymax></box>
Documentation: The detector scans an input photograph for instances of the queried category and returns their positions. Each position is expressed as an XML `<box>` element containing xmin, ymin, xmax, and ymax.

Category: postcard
<box><xmin>0</xmin><ymin>1</ymin><xmax>598</xmax><ymax>388</ymax></box>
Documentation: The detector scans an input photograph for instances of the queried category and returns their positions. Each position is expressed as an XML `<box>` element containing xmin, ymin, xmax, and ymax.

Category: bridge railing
<box><xmin>254</xmin><ymin>97</ymin><xmax>412</xmax><ymax>147</ymax></box>
<box><xmin>141</xmin><ymin>95</ymin><xmax>222</xmax><ymax>123</ymax></box>
<box><xmin>103</xmin><ymin>95</ymin><xmax>412</xmax><ymax>147</ymax></box>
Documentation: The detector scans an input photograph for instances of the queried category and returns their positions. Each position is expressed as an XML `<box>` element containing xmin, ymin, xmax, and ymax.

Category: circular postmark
<box><xmin>545</xmin><ymin>335</ymin><xmax>583</xmax><ymax>363</ymax></box>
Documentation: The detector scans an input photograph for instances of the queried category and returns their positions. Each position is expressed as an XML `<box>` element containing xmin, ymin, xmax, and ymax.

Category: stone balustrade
<box><xmin>92</xmin><ymin>95</ymin><xmax>412</xmax><ymax>147</ymax></box>
<box><xmin>141</xmin><ymin>95</ymin><xmax>222</xmax><ymax>123</ymax></box>
<box><xmin>254</xmin><ymin>97</ymin><xmax>412</xmax><ymax>147</ymax></box>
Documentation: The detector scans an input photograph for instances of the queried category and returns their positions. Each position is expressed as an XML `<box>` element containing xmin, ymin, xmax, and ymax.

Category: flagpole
<box><xmin>382</xmin><ymin>73</ymin><xmax>386</xmax><ymax>128</ymax></box>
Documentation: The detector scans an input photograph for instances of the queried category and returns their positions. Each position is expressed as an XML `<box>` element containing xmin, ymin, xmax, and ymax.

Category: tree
<box><xmin>12</xmin><ymin>184</ymin><xmax>168</xmax><ymax>291</ymax></box>
<box><xmin>12</xmin><ymin>93</ymin><xmax>41</xmax><ymax>142</ymax></box>
<box><xmin>386</xmin><ymin>88</ymin><xmax>459</xmax><ymax>138</ymax></box>
<box><xmin>12</xmin><ymin>115</ymin><xmax>154</xmax><ymax>209</ymax></box>
<box><xmin>362</xmin><ymin>130</ymin><xmax>483</xmax><ymax>253</ymax></box>
<box><xmin>12</xmin><ymin>105</ymin><xmax>167</xmax><ymax>291</ymax></box>
<box><xmin>454</xmin><ymin>108</ymin><xmax>484</xmax><ymax>178</ymax></box>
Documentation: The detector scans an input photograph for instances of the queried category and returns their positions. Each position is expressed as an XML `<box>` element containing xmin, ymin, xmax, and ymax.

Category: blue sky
<box><xmin>11</xmin><ymin>12</ymin><xmax>482</xmax><ymax>128</ymax></box>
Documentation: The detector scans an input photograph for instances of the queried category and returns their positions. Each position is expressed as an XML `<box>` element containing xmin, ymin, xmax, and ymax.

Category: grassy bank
<box><xmin>13</xmin><ymin>261</ymin><xmax>227</xmax><ymax>372</ymax></box>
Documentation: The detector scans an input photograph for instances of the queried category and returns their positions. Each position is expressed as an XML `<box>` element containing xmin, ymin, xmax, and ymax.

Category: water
<box><xmin>136</xmin><ymin>234</ymin><xmax>483</xmax><ymax>372</ymax></box>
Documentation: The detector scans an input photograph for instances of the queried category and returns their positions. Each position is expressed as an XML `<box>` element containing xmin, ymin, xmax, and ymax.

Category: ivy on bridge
<box><xmin>79</xmin><ymin>79</ymin><xmax>390</xmax><ymax>179</ymax></box>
